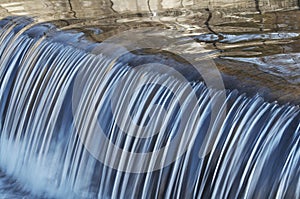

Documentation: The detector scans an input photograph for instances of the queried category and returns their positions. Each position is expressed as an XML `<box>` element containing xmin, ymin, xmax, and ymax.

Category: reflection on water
<box><xmin>224</xmin><ymin>53</ymin><xmax>300</xmax><ymax>84</ymax></box>
<box><xmin>0</xmin><ymin>0</ymin><xmax>300</xmax><ymax>19</ymax></box>
<box><xmin>1</xmin><ymin>0</ymin><xmax>297</xmax><ymax>103</ymax></box>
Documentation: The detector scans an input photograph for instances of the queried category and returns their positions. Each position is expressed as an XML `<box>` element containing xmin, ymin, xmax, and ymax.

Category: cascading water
<box><xmin>0</xmin><ymin>16</ymin><xmax>299</xmax><ymax>199</ymax></box>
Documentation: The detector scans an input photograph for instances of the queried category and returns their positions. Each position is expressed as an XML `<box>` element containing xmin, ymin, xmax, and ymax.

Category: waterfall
<box><xmin>0</xmin><ymin>17</ymin><xmax>299</xmax><ymax>199</ymax></box>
